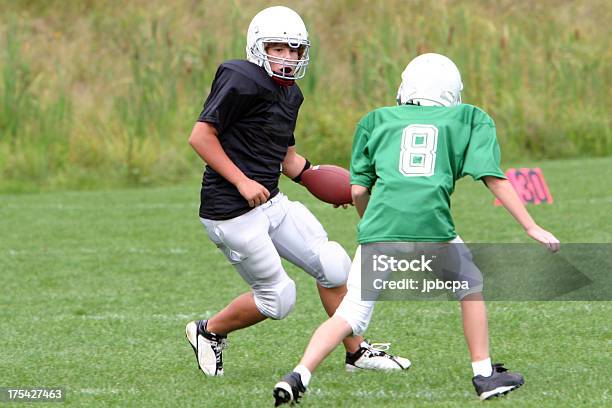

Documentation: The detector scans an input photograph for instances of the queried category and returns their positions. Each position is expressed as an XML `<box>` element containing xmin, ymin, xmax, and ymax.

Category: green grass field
<box><xmin>1</xmin><ymin>156</ymin><xmax>610</xmax><ymax>407</ymax></box>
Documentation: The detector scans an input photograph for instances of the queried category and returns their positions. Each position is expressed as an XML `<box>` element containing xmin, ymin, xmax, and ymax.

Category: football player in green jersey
<box><xmin>273</xmin><ymin>53</ymin><xmax>560</xmax><ymax>405</ymax></box>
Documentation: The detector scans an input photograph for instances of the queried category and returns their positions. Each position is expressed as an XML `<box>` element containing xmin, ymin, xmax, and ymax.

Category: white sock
<box><xmin>293</xmin><ymin>364</ymin><xmax>311</xmax><ymax>387</ymax></box>
<box><xmin>472</xmin><ymin>358</ymin><xmax>492</xmax><ymax>377</ymax></box>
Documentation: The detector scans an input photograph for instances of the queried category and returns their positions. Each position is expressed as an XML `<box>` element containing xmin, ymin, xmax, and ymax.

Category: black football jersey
<box><xmin>197</xmin><ymin>60</ymin><xmax>304</xmax><ymax>220</ymax></box>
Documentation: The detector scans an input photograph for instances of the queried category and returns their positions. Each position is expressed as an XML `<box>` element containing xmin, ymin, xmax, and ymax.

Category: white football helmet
<box><xmin>396</xmin><ymin>53</ymin><xmax>463</xmax><ymax>106</ymax></box>
<box><xmin>246</xmin><ymin>6</ymin><xmax>310</xmax><ymax>80</ymax></box>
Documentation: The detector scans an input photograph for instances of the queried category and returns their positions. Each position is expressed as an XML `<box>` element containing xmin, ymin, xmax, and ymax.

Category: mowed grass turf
<box><xmin>1</xmin><ymin>157</ymin><xmax>610</xmax><ymax>407</ymax></box>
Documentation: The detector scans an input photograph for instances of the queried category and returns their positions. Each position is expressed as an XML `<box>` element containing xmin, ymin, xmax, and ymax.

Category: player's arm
<box><xmin>351</xmin><ymin>185</ymin><xmax>370</xmax><ymax>218</ymax></box>
<box><xmin>282</xmin><ymin>147</ymin><xmax>350</xmax><ymax>208</ymax></box>
<box><xmin>188</xmin><ymin>121</ymin><xmax>270</xmax><ymax>207</ymax></box>
<box><xmin>350</xmin><ymin>121</ymin><xmax>374</xmax><ymax>216</ymax></box>
<box><xmin>482</xmin><ymin>176</ymin><xmax>560</xmax><ymax>252</ymax></box>
<box><xmin>281</xmin><ymin>146</ymin><xmax>309</xmax><ymax>180</ymax></box>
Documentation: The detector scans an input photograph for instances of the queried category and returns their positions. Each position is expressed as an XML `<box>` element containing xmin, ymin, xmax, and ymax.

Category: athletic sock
<box><xmin>293</xmin><ymin>364</ymin><xmax>312</xmax><ymax>387</ymax></box>
<box><xmin>472</xmin><ymin>358</ymin><xmax>493</xmax><ymax>377</ymax></box>
<box><xmin>200</xmin><ymin>321</ymin><xmax>226</xmax><ymax>339</ymax></box>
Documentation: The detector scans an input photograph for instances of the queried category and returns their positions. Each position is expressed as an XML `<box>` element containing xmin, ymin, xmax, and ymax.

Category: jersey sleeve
<box><xmin>350</xmin><ymin>123</ymin><xmax>376</xmax><ymax>188</ymax></box>
<box><xmin>460</xmin><ymin>112</ymin><xmax>507</xmax><ymax>181</ymax></box>
<box><xmin>198</xmin><ymin>65</ymin><xmax>255</xmax><ymax>135</ymax></box>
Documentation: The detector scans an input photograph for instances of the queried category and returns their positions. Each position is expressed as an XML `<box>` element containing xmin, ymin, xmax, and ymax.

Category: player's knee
<box><xmin>316</xmin><ymin>241</ymin><xmax>351</xmax><ymax>288</ymax></box>
<box><xmin>333</xmin><ymin>295</ymin><xmax>374</xmax><ymax>336</ymax></box>
<box><xmin>254</xmin><ymin>278</ymin><xmax>296</xmax><ymax>320</ymax></box>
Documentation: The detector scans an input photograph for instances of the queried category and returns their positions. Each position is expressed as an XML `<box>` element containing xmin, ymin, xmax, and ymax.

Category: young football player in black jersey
<box><xmin>185</xmin><ymin>6</ymin><xmax>410</xmax><ymax>377</ymax></box>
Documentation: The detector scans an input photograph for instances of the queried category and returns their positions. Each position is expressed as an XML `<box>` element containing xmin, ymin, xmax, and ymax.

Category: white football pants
<box><xmin>200</xmin><ymin>193</ymin><xmax>351</xmax><ymax>320</ymax></box>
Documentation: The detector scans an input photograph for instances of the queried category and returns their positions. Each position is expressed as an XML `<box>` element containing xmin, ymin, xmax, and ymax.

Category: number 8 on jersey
<box><xmin>399</xmin><ymin>124</ymin><xmax>438</xmax><ymax>177</ymax></box>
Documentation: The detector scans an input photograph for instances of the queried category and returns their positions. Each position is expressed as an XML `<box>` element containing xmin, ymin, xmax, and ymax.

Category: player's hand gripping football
<box><xmin>332</xmin><ymin>203</ymin><xmax>352</xmax><ymax>209</ymax></box>
<box><xmin>236</xmin><ymin>178</ymin><xmax>270</xmax><ymax>207</ymax></box>
<box><xmin>526</xmin><ymin>225</ymin><xmax>560</xmax><ymax>252</ymax></box>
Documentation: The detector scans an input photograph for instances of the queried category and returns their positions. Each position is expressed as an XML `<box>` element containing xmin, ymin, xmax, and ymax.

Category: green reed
<box><xmin>0</xmin><ymin>0</ymin><xmax>609</xmax><ymax>191</ymax></box>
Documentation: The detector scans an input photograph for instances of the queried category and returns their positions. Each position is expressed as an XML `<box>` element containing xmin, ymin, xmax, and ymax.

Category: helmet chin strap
<box><xmin>271</xmin><ymin>74</ymin><xmax>295</xmax><ymax>87</ymax></box>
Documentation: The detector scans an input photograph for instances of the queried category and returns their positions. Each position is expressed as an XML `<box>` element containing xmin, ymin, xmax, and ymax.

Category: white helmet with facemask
<box><xmin>396</xmin><ymin>53</ymin><xmax>463</xmax><ymax>106</ymax></box>
<box><xmin>246</xmin><ymin>6</ymin><xmax>310</xmax><ymax>81</ymax></box>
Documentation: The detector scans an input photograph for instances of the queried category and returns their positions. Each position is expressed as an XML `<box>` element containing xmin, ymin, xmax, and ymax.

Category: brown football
<box><xmin>301</xmin><ymin>165</ymin><xmax>352</xmax><ymax>205</ymax></box>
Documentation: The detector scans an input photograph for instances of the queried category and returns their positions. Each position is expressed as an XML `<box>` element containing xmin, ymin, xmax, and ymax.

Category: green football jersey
<box><xmin>350</xmin><ymin>104</ymin><xmax>506</xmax><ymax>243</ymax></box>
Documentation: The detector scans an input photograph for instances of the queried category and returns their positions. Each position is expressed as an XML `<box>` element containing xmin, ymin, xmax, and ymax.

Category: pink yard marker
<box><xmin>494</xmin><ymin>168</ymin><xmax>553</xmax><ymax>206</ymax></box>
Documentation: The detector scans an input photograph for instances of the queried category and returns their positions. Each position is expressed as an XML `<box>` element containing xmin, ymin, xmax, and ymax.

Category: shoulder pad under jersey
<box><xmin>221</xmin><ymin>60</ymin><xmax>277</xmax><ymax>92</ymax></box>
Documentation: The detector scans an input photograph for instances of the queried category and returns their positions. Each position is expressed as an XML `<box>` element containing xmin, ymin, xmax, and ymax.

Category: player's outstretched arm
<box><xmin>482</xmin><ymin>176</ymin><xmax>560</xmax><ymax>252</ymax></box>
<box><xmin>188</xmin><ymin>122</ymin><xmax>270</xmax><ymax>207</ymax></box>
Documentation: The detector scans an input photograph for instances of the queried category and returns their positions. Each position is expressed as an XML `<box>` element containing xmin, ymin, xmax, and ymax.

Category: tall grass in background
<box><xmin>0</xmin><ymin>0</ymin><xmax>610</xmax><ymax>192</ymax></box>
<box><xmin>0</xmin><ymin>21</ymin><xmax>71</xmax><ymax>191</ymax></box>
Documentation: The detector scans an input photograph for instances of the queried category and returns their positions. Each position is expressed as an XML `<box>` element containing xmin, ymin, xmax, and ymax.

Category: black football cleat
<box><xmin>472</xmin><ymin>363</ymin><xmax>524</xmax><ymax>400</ymax></box>
<box><xmin>273</xmin><ymin>372</ymin><xmax>306</xmax><ymax>406</ymax></box>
